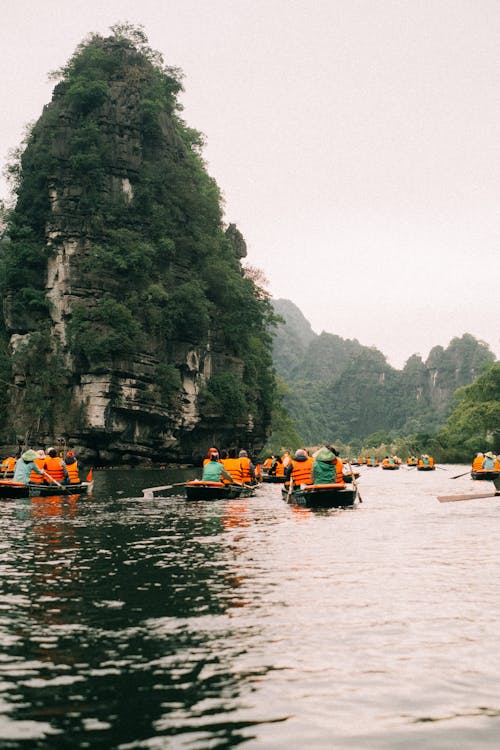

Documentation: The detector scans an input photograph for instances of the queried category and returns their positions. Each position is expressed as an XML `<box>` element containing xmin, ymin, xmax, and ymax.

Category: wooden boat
<box><xmin>0</xmin><ymin>480</ymin><xmax>31</xmax><ymax>499</ymax></box>
<box><xmin>416</xmin><ymin>465</ymin><xmax>435</xmax><ymax>471</ymax></box>
<box><xmin>381</xmin><ymin>463</ymin><xmax>399</xmax><ymax>470</ymax></box>
<box><xmin>342</xmin><ymin>471</ymin><xmax>360</xmax><ymax>484</ymax></box>
<box><xmin>0</xmin><ymin>480</ymin><xmax>92</xmax><ymax>499</ymax></box>
<box><xmin>184</xmin><ymin>480</ymin><xmax>254</xmax><ymax>501</ymax></box>
<box><xmin>261</xmin><ymin>474</ymin><xmax>286</xmax><ymax>484</ymax></box>
<box><xmin>471</xmin><ymin>469</ymin><xmax>500</xmax><ymax>482</ymax></box>
<box><xmin>282</xmin><ymin>482</ymin><xmax>357</xmax><ymax>508</ymax></box>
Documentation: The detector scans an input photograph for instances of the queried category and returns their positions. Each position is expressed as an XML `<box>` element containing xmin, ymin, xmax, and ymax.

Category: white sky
<box><xmin>1</xmin><ymin>0</ymin><xmax>499</xmax><ymax>368</ymax></box>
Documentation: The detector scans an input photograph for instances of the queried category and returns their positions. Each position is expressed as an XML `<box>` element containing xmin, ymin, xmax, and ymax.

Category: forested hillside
<box><xmin>272</xmin><ymin>299</ymin><xmax>495</xmax><ymax>444</ymax></box>
<box><xmin>0</xmin><ymin>25</ymin><xmax>277</xmax><ymax>463</ymax></box>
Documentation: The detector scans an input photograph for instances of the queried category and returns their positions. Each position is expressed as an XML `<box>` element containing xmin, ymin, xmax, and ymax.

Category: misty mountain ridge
<box><xmin>272</xmin><ymin>298</ymin><xmax>495</xmax><ymax>443</ymax></box>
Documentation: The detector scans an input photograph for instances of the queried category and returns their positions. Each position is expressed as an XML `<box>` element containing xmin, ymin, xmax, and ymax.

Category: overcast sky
<box><xmin>1</xmin><ymin>0</ymin><xmax>499</xmax><ymax>367</ymax></box>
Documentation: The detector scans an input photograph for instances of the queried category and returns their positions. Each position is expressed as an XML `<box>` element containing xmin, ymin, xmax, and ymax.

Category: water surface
<box><xmin>0</xmin><ymin>465</ymin><xmax>499</xmax><ymax>748</ymax></box>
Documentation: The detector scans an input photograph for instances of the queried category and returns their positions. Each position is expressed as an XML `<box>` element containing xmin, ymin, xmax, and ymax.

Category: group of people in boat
<box><xmin>1</xmin><ymin>448</ymin><xmax>81</xmax><ymax>486</ymax></box>
<box><xmin>472</xmin><ymin>452</ymin><xmax>500</xmax><ymax>471</ymax></box>
<box><xmin>280</xmin><ymin>446</ymin><xmax>344</xmax><ymax>487</ymax></box>
<box><xmin>202</xmin><ymin>448</ymin><xmax>258</xmax><ymax>485</ymax></box>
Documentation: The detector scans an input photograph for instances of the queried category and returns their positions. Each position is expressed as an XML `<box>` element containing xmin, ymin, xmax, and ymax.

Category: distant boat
<box><xmin>0</xmin><ymin>480</ymin><xmax>92</xmax><ymax>499</ymax></box>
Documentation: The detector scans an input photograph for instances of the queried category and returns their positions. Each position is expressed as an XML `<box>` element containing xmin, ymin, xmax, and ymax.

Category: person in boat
<box><xmin>44</xmin><ymin>447</ymin><xmax>69</xmax><ymax>485</ymax></box>
<box><xmin>238</xmin><ymin>450</ymin><xmax>256</xmax><ymax>484</ymax></box>
<box><xmin>284</xmin><ymin>449</ymin><xmax>314</xmax><ymax>487</ymax></box>
<box><xmin>13</xmin><ymin>450</ymin><xmax>45</xmax><ymax>485</ymax></box>
<box><xmin>382</xmin><ymin>456</ymin><xmax>393</xmax><ymax>466</ymax></box>
<box><xmin>222</xmin><ymin>448</ymin><xmax>243</xmax><ymax>483</ymax></box>
<box><xmin>203</xmin><ymin>447</ymin><xmax>220</xmax><ymax>467</ymax></box>
<box><xmin>1</xmin><ymin>456</ymin><xmax>17</xmax><ymax>475</ymax></box>
<box><xmin>281</xmin><ymin>450</ymin><xmax>292</xmax><ymax>469</ymax></box>
<box><xmin>472</xmin><ymin>452</ymin><xmax>484</xmax><ymax>471</ymax></box>
<box><xmin>262</xmin><ymin>456</ymin><xmax>273</xmax><ymax>472</ymax></box>
<box><xmin>326</xmin><ymin>445</ymin><xmax>345</xmax><ymax>482</ymax></box>
<box><xmin>270</xmin><ymin>455</ymin><xmax>284</xmax><ymax>477</ymax></box>
<box><xmin>29</xmin><ymin>450</ymin><xmax>47</xmax><ymax>486</ymax></box>
<box><xmin>418</xmin><ymin>454</ymin><xmax>432</xmax><ymax>467</ymax></box>
<box><xmin>202</xmin><ymin>450</ymin><xmax>233</xmax><ymax>483</ymax></box>
<box><xmin>482</xmin><ymin>451</ymin><xmax>495</xmax><ymax>470</ymax></box>
<box><xmin>64</xmin><ymin>451</ymin><xmax>80</xmax><ymax>484</ymax></box>
<box><xmin>494</xmin><ymin>455</ymin><xmax>500</xmax><ymax>471</ymax></box>
<box><xmin>311</xmin><ymin>446</ymin><xmax>341</xmax><ymax>484</ymax></box>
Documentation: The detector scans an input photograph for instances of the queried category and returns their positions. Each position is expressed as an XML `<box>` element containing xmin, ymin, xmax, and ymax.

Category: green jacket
<box><xmin>311</xmin><ymin>459</ymin><xmax>336</xmax><ymax>484</ymax></box>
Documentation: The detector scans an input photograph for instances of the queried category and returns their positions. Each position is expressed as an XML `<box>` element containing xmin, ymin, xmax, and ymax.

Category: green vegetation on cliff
<box><xmin>272</xmin><ymin>299</ymin><xmax>496</xmax><ymax>448</ymax></box>
<box><xmin>0</xmin><ymin>25</ymin><xmax>277</xmax><ymax>457</ymax></box>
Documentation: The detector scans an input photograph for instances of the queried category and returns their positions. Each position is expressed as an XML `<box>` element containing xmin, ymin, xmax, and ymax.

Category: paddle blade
<box><xmin>437</xmin><ymin>491</ymin><xmax>497</xmax><ymax>503</ymax></box>
<box><xmin>86</xmin><ymin>468</ymin><xmax>93</xmax><ymax>482</ymax></box>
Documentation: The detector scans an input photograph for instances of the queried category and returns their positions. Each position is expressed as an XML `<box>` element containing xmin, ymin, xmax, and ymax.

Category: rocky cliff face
<box><xmin>272</xmin><ymin>299</ymin><xmax>495</xmax><ymax>442</ymax></box>
<box><xmin>1</xmin><ymin>30</ymin><xmax>274</xmax><ymax>463</ymax></box>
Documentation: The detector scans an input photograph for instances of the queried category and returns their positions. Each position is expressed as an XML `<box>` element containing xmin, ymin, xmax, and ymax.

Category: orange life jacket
<box><xmin>240</xmin><ymin>457</ymin><xmax>253</xmax><ymax>483</ymax></box>
<box><xmin>65</xmin><ymin>460</ymin><xmax>80</xmax><ymax>484</ymax></box>
<box><xmin>262</xmin><ymin>458</ymin><xmax>273</xmax><ymax>469</ymax></box>
<box><xmin>472</xmin><ymin>456</ymin><xmax>483</xmax><ymax>470</ymax></box>
<box><xmin>334</xmin><ymin>457</ymin><xmax>344</xmax><ymax>482</ymax></box>
<box><xmin>43</xmin><ymin>456</ymin><xmax>66</xmax><ymax>482</ymax></box>
<box><xmin>289</xmin><ymin>456</ymin><xmax>314</xmax><ymax>485</ymax></box>
<box><xmin>30</xmin><ymin>458</ymin><xmax>46</xmax><ymax>484</ymax></box>
<box><xmin>222</xmin><ymin>458</ymin><xmax>242</xmax><ymax>482</ymax></box>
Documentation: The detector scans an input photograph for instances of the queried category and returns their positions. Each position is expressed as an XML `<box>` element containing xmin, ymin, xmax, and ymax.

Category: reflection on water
<box><xmin>0</xmin><ymin>466</ymin><xmax>500</xmax><ymax>748</ymax></box>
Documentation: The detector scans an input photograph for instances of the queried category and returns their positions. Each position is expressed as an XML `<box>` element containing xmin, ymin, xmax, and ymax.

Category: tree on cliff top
<box><xmin>1</xmin><ymin>24</ymin><xmax>277</xmax><ymax>446</ymax></box>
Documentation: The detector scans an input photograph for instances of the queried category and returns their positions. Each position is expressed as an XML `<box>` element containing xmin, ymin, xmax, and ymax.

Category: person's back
<box><xmin>44</xmin><ymin>448</ymin><xmax>69</xmax><ymax>483</ymax></box>
<box><xmin>238</xmin><ymin>451</ymin><xmax>255</xmax><ymax>483</ymax></box>
<box><xmin>14</xmin><ymin>450</ymin><xmax>44</xmax><ymax>484</ymax></box>
<box><xmin>286</xmin><ymin>449</ymin><xmax>314</xmax><ymax>486</ymax></box>
<box><xmin>30</xmin><ymin>450</ymin><xmax>46</xmax><ymax>484</ymax></box>
<box><xmin>472</xmin><ymin>453</ymin><xmax>484</xmax><ymax>470</ymax></box>
<box><xmin>64</xmin><ymin>452</ymin><xmax>80</xmax><ymax>484</ymax></box>
<box><xmin>482</xmin><ymin>452</ymin><xmax>495</xmax><ymax>470</ymax></box>
<box><xmin>202</xmin><ymin>451</ymin><xmax>232</xmax><ymax>483</ymax></box>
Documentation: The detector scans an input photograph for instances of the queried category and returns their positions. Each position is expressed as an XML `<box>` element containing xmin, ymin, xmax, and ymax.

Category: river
<box><xmin>0</xmin><ymin>464</ymin><xmax>499</xmax><ymax>749</ymax></box>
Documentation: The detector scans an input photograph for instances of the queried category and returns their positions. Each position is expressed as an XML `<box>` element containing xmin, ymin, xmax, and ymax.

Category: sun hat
<box><xmin>21</xmin><ymin>450</ymin><xmax>38</xmax><ymax>462</ymax></box>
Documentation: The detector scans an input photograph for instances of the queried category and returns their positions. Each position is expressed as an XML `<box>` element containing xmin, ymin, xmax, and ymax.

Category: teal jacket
<box><xmin>202</xmin><ymin>460</ymin><xmax>231</xmax><ymax>482</ymax></box>
<box><xmin>13</xmin><ymin>459</ymin><xmax>44</xmax><ymax>485</ymax></box>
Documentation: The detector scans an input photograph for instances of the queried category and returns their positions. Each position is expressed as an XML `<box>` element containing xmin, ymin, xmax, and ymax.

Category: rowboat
<box><xmin>381</xmin><ymin>464</ymin><xmax>399</xmax><ymax>470</ymax></box>
<box><xmin>261</xmin><ymin>474</ymin><xmax>286</xmax><ymax>484</ymax></box>
<box><xmin>0</xmin><ymin>480</ymin><xmax>92</xmax><ymax>499</ymax></box>
<box><xmin>282</xmin><ymin>482</ymin><xmax>357</xmax><ymax>508</ymax></box>
<box><xmin>416</xmin><ymin>465</ymin><xmax>435</xmax><ymax>471</ymax></box>
<box><xmin>342</xmin><ymin>471</ymin><xmax>360</xmax><ymax>484</ymax></box>
<box><xmin>184</xmin><ymin>480</ymin><xmax>255</xmax><ymax>501</ymax></box>
<box><xmin>471</xmin><ymin>469</ymin><xmax>500</xmax><ymax>482</ymax></box>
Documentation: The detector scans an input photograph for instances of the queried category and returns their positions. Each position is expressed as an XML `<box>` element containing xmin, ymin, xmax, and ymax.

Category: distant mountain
<box><xmin>272</xmin><ymin>299</ymin><xmax>495</xmax><ymax>443</ymax></box>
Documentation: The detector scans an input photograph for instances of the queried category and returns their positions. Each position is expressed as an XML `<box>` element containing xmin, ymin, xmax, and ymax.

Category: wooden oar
<box><xmin>287</xmin><ymin>476</ymin><xmax>294</xmax><ymax>499</ymax></box>
<box><xmin>142</xmin><ymin>482</ymin><xmax>187</xmax><ymax>498</ymax></box>
<box><xmin>42</xmin><ymin>469</ymin><xmax>64</xmax><ymax>489</ymax></box>
<box><xmin>437</xmin><ymin>490</ymin><xmax>499</xmax><ymax>503</ymax></box>
<box><xmin>346</xmin><ymin>459</ymin><xmax>363</xmax><ymax>503</ymax></box>
<box><xmin>451</xmin><ymin>470</ymin><xmax>472</xmax><ymax>479</ymax></box>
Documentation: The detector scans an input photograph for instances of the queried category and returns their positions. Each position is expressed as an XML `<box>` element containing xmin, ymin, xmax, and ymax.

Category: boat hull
<box><xmin>262</xmin><ymin>475</ymin><xmax>285</xmax><ymax>483</ymax></box>
<box><xmin>184</xmin><ymin>481</ymin><xmax>254</xmax><ymax>501</ymax></box>
<box><xmin>0</xmin><ymin>481</ymin><xmax>90</xmax><ymax>499</ymax></box>
<box><xmin>416</xmin><ymin>465</ymin><xmax>435</xmax><ymax>471</ymax></box>
<box><xmin>283</xmin><ymin>483</ymin><xmax>357</xmax><ymax>508</ymax></box>
<box><xmin>381</xmin><ymin>464</ymin><xmax>399</xmax><ymax>470</ymax></box>
<box><xmin>471</xmin><ymin>470</ymin><xmax>500</xmax><ymax>481</ymax></box>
